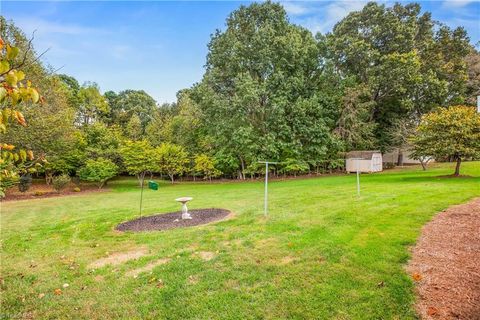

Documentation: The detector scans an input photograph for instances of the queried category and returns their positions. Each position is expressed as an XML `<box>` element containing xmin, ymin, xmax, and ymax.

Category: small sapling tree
<box><xmin>155</xmin><ymin>143</ymin><xmax>189</xmax><ymax>183</ymax></box>
<box><xmin>120</xmin><ymin>140</ymin><xmax>156</xmax><ymax>187</ymax></box>
<box><xmin>52</xmin><ymin>174</ymin><xmax>71</xmax><ymax>192</ymax></box>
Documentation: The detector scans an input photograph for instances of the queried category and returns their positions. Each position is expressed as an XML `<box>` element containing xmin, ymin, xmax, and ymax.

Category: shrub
<box><xmin>78</xmin><ymin>158</ymin><xmax>118</xmax><ymax>188</ymax></box>
<box><xmin>71</xmin><ymin>176</ymin><xmax>81</xmax><ymax>186</ymax></box>
<box><xmin>73</xmin><ymin>187</ymin><xmax>81</xmax><ymax>192</ymax></box>
<box><xmin>384</xmin><ymin>162</ymin><xmax>395</xmax><ymax>169</ymax></box>
<box><xmin>279</xmin><ymin>158</ymin><xmax>309</xmax><ymax>177</ymax></box>
<box><xmin>18</xmin><ymin>174</ymin><xmax>32</xmax><ymax>193</ymax></box>
<box><xmin>52</xmin><ymin>174</ymin><xmax>71</xmax><ymax>192</ymax></box>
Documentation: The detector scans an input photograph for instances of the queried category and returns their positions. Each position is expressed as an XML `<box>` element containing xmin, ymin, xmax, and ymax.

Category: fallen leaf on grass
<box><xmin>412</xmin><ymin>273</ymin><xmax>422</xmax><ymax>281</ymax></box>
<box><xmin>62</xmin><ymin>283</ymin><xmax>69</xmax><ymax>288</ymax></box>
<box><xmin>156</xmin><ymin>280</ymin><xmax>164</xmax><ymax>288</ymax></box>
<box><xmin>54</xmin><ymin>288</ymin><xmax>62</xmax><ymax>295</ymax></box>
<box><xmin>148</xmin><ymin>277</ymin><xmax>157</xmax><ymax>283</ymax></box>
<box><xmin>38</xmin><ymin>293</ymin><xmax>45</xmax><ymax>299</ymax></box>
<box><xmin>427</xmin><ymin>306</ymin><xmax>438</xmax><ymax>316</ymax></box>
<box><xmin>377</xmin><ymin>281</ymin><xmax>384</xmax><ymax>288</ymax></box>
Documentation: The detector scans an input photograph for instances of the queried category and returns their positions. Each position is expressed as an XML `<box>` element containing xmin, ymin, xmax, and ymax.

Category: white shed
<box><xmin>346</xmin><ymin>151</ymin><xmax>383</xmax><ymax>173</ymax></box>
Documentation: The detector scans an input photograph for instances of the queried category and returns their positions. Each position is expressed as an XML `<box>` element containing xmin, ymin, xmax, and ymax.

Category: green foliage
<box><xmin>120</xmin><ymin>140</ymin><xmax>156</xmax><ymax>185</ymax></box>
<box><xmin>411</xmin><ymin>105</ymin><xmax>480</xmax><ymax>176</ymax></box>
<box><xmin>324</xmin><ymin>2</ymin><xmax>471</xmax><ymax>150</ymax></box>
<box><xmin>193</xmin><ymin>154</ymin><xmax>221</xmax><ymax>180</ymax></box>
<box><xmin>78</xmin><ymin>158</ymin><xmax>118</xmax><ymax>188</ymax></box>
<box><xmin>82</xmin><ymin>122</ymin><xmax>123</xmax><ymax>166</ymax></box>
<box><xmin>0</xmin><ymin>18</ymin><xmax>41</xmax><ymax>197</ymax></box>
<box><xmin>465</xmin><ymin>49</ymin><xmax>480</xmax><ymax>105</ymax></box>
<box><xmin>279</xmin><ymin>158</ymin><xmax>310</xmax><ymax>176</ymax></box>
<box><xmin>76</xmin><ymin>83</ymin><xmax>109</xmax><ymax>126</ymax></box>
<box><xmin>126</xmin><ymin>114</ymin><xmax>142</xmax><ymax>140</ymax></box>
<box><xmin>194</xmin><ymin>1</ymin><xmax>339</xmax><ymax>178</ymax></box>
<box><xmin>154</xmin><ymin>143</ymin><xmax>189</xmax><ymax>183</ymax></box>
<box><xmin>52</xmin><ymin>174</ymin><xmax>71</xmax><ymax>192</ymax></box>
<box><xmin>106</xmin><ymin>89</ymin><xmax>157</xmax><ymax>131</ymax></box>
<box><xmin>1</xmin><ymin>2</ymin><xmax>477</xmax><ymax>187</ymax></box>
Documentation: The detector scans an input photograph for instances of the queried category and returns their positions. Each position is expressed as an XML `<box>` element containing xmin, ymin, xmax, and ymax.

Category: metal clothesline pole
<box><xmin>259</xmin><ymin>161</ymin><xmax>278</xmax><ymax>217</ymax></box>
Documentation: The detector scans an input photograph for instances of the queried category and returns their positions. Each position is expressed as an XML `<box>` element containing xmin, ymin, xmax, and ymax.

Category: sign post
<box><xmin>258</xmin><ymin>161</ymin><xmax>278</xmax><ymax>217</ymax></box>
<box><xmin>350</xmin><ymin>158</ymin><xmax>362</xmax><ymax>196</ymax></box>
<box><xmin>139</xmin><ymin>178</ymin><xmax>158</xmax><ymax>216</ymax></box>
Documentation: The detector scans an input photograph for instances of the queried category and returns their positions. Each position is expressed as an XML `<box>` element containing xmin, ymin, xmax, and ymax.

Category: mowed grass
<box><xmin>1</xmin><ymin>162</ymin><xmax>479</xmax><ymax>319</ymax></box>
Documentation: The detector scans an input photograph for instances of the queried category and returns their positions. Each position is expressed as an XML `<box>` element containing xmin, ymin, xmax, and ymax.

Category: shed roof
<box><xmin>346</xmin><ymin>150</ymin><xmax>381</xmax><ymax>160</ymax></box>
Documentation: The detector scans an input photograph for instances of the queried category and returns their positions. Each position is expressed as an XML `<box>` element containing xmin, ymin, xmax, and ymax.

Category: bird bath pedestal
<box><xmin>175</xmin><ymin>197</ymin><xmax>193</xmax><ymax>220</ymax></box>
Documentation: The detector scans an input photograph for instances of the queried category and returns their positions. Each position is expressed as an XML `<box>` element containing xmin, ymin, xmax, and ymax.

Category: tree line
<box><xmin>1</xmin><ymin>1</ymin><xmax>479</xmax><ymax>193</ymax></box>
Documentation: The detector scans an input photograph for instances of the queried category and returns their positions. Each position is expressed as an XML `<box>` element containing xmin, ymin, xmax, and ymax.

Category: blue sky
<box><xmin>1</xmin><ymin>1</ymin><xmax>479</xmax><ymax>103</ymax></box>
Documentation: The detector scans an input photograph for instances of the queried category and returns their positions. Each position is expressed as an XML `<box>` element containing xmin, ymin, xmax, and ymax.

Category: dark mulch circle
<box><xmin>116</xmin><ymin>208</ymin><xmax>231</xmax><ymax>232</ymax></box>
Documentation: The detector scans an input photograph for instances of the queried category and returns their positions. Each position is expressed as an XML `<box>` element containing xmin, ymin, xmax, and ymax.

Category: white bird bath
<box><xmin>175</xmin><ymin>197</ymin><xmax>193</xmax><ymax>220</ymax></box>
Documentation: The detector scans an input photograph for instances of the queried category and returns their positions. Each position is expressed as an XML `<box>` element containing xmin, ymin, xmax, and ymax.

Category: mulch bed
<box><xmin>407</xmin><ymin>197</ymin><xmax>480</xmax><ymax>319</ymax></box>
<box><xmin>116</xmin><ymin>208</ymin><xmax>231</xmax><ymax>232</ymax></box>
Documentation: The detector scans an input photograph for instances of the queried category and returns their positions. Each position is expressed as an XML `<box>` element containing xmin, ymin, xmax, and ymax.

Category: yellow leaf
<box><xmin>15</xmin><ymin>111</ymin><xmax>27</xmax><ymax>126</ymax></box>
<box><xmin>30</xmin><ymin>88</ymin><xmax>40</xmax><ymax>103</ymax></box>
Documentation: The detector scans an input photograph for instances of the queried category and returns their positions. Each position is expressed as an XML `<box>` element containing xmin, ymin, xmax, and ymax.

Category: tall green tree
<box><xmin>76</xmin><ymin>83</ymin><xmax>109</xmax><ymax>126</ymax></box>
<box><xmin>194</xmin><ymin>1</ymin><xmax>337</xmax><ymax>178</ymax></box>
<box><xmin>107</xmin><ymin>89</ymin><xmax>157</xmax><ymax>132</ymax></box>
<box><xmin>323</xmin><ymin>2</ymin><xmax>471</xmax><ymax>151</ymax></box>
<box><xmin>465</xmin><ymin>49</ymin><xmax>480</xmax><ymax>106</ymax></box>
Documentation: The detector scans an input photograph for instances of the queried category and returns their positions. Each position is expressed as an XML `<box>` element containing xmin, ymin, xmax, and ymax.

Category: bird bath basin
<box><xmin>175</xmin><ymin>197</ymin><xmax>193</xmax><ymax>219</ymax></box>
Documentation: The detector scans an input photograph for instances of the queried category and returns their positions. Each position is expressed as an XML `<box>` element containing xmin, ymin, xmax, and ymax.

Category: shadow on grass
<box><xmin>400</xmin><ymin>175</ymin><xmax>480</xmax><ymax>183</ymax></box>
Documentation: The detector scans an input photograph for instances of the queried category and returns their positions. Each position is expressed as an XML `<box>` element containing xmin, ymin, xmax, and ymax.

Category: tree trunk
<box><xmin>454</xmin><ymin>157</ymin><xmax>461</xmax><ymax>176</ymax></box>
<box><xmin>45</xmin><ymin>172</ymin><xmax>53</xmax><ymax>185</ymax></box>
<box><xmin>138</xmin><ymin>172</ymin><xmax>146</xmax><ymax>187</ymax></box>
<box><xmin>420</xmin><ymin>160</ymin><xmax>427</xmax><ymax>171</ymax></box>
<box><xmin>397</xmin><ymin>149</ymin><xmax>404</xmax><ymax>166</ymax></box>
<box><xmin>239</xmin><ymin>157</ymin><xmax>246</xmax><ymax>180</ymax></box>
<box><xmin>169</xmin><ymin>174</ymin><xmax>174</xmax><ymax>183</ymax></box>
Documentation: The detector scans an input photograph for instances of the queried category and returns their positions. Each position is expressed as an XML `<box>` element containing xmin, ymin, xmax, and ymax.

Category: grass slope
<box><xmin>1</xmin><ymin>162</ymin><xmax>479</xmax><ymax>319</ymax></box>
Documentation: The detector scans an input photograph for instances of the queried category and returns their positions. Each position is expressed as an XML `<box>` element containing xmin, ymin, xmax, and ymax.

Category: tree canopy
<box><xmin>411</xmin><ymin>106</ymin><xmax>480</xmax><ymax>176</ymax></box>
<box><xmin>1</xmin><ymin>1</ymin><xmax>479</xmax><ymax>191</ymax></box>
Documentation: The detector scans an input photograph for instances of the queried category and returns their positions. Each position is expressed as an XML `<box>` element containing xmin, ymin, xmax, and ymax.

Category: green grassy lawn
<box><xmin>1</xmin><ymin>162</ymin><xmax>479</xmax><ymax>319</ymax></box>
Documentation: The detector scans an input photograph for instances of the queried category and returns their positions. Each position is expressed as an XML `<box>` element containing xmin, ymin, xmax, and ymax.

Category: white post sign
<box><xmin>350</xmin><ymin>158</ymin><xmax>363</xmax><ymax>196</ymax></box>
<box><xmin>259</xmin><ymin>161</ymin><xmax>278</xmax><ymax>216</ymax></box>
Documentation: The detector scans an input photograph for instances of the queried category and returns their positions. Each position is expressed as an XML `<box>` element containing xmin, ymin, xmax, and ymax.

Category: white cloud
<box><xmin>282</xmin><ymin>2</ymin><xmax>310</xmax><ymax>15</ymax></box>
<box><xmin>442</xmin><ymin>0</ymin><xmax>477</xmax><ymax>8</ymax></box>
<box><xmin>293</xmin><ymin>1</ymin><xmax>370</xmax><ymax>34</ymax></box>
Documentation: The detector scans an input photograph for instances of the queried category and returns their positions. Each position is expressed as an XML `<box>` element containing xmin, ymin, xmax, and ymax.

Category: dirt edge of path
<box><xmin>406</xmin><ymin>197</ymin><xmax>480</xmax><ymax>319</ymax></box>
